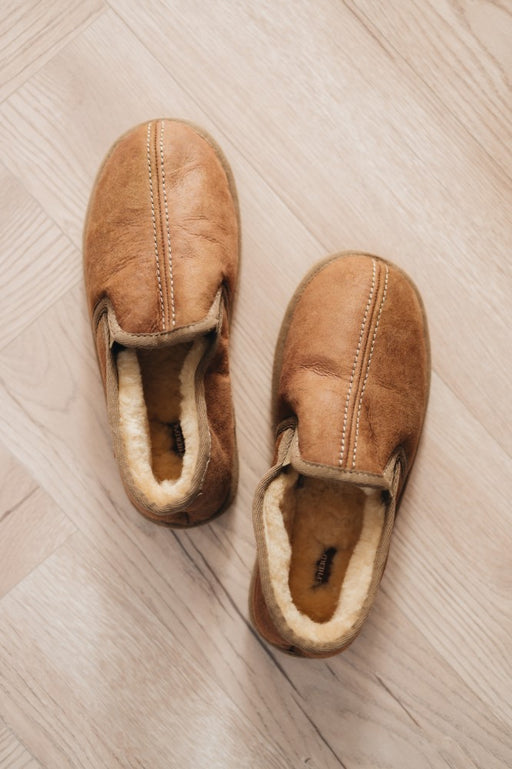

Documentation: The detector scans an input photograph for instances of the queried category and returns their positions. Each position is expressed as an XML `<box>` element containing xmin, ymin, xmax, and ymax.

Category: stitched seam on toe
<box><xmin>344</xmin><ymin>264</ymin><xmax>382</xmax><ymax>455</ymax></box>
<box><xmin>146</xmin><ymin>121</ymin><xmax>166</xmax><ymax>330</ymax></box>
<box><xmin>153</xmin><ymin>124</ymin><xmax>169</xmax><ymax>324</ymax></box>
<box><xmin>159</xmin><ymin>120</ymin><xmax>176</xmax><ymax>328</ymax></box>
<box><xmin>351</xmin><ymin>263</ymin><xmax>389</xmax><ymax>469</ymax></box>
<box><xmin>339</xmin><ymin>258</ymin><xmax>376</xmax><ymax>467</ymax></box>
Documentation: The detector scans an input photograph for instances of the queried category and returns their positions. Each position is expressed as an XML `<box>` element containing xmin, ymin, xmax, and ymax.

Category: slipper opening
<box><xmin>262</xmin><ymin>470</ymin><xmax>386</xmax><ymax>645</ymax></box>
<box><xmin>116</xmin><ymin>337</ymin><xmax>207</xmax><ymax>507</ymax></box>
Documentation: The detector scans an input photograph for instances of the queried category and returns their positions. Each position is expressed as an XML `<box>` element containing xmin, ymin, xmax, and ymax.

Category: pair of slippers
<box><xmin>84</xmin><ymin>119</ymin><xmax>430</xmax><ymax>658</ymax></box>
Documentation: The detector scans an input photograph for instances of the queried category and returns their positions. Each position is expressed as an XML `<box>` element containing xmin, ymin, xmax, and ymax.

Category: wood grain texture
<box><xmin>0</xmin><ymin>721</ymin><xmax>42</xmax><ymax>769</ymax></box>
<box><xmin>346</xmin><ymin>0</ymin><xmax>512</xmax><ymax>176</ymax></box>
<box><xmin>0</xmin><ymin>164</ymin><xmax>80</xmax><ymax>350</ymax></box>
<box><xmin>0</xmin><ymin>532</ymin><xmax>300</xmax><ymax>769</ymax></box>
<box><xmin>0</xmin><ymin>0</ymin><xmax>104</xmax><ymax>101</ymax></box>
<box><xmin>0</xmin><ymin>444</ymin><xmax>76</xmax><ymax>599</ymax></box>
<box><xmin>0</xmin><ymin>2</ymin><xmax>511</xmax><ymax>768</ymax></box>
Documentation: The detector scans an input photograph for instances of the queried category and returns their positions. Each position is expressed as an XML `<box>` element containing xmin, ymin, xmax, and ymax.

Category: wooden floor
<box><xmin>1</xmin><ymin>1</ymin><xmax>511</xmax><ymax>767</ymax></box>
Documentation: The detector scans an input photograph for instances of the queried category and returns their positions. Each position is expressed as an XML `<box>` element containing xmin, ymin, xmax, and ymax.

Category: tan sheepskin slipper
<box><xmin>250</xmin><ymin>252</ymin><xmax>430</xmax><ymax>657</ymax></box>
<box><xmin>84</xmin><ymin>119</ymin><xmax>239</xmax><ymax>526</ymax></box>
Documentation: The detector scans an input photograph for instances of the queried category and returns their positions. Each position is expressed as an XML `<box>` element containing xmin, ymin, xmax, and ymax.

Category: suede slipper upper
<box><xmin>83</xmin><ymin>119</ymin><xmax>239</xmax><ymax>526</ymax></box>
<box><xmin>250</xmin><ymin>252</ymin><xmax>430</xmax><ymax>657</ymax></box>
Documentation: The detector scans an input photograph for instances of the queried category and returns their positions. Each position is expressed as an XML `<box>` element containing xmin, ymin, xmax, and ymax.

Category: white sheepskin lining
<box><xmin>116</xmin><ymin>337</ymin><xmax>207</xmax><ymax>508</ymax></box>
<box><xmin>262</xmin><ymin>470</ymin><xmax>385</xmax><ymax>645</ymax></box>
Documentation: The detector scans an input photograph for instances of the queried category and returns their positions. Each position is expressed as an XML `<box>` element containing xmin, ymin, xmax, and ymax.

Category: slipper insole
<box><xmin>286</xmin><ymin>478</ymin><xmax>365</xmax><ymax>623</ymax></box>
<box><xmin>137</xmin><ymin>343</ymin><xmax>191</xmax><ymax>482</ymax></box>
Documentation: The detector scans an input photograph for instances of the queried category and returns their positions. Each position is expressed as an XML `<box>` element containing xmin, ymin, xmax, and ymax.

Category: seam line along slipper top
<box><xmin>84</xmin><ymin>119</ymin><xmax>240</xmax><ymax>526</ymax></box>
<box><xmin>250</xmin><ymin>252</ymin><xmax>430</xmax><ymax>657</ymax></box>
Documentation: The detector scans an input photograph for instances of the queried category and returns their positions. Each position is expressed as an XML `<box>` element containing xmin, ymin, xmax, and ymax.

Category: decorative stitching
<box><xmin>146</xmin><ymin>121</ymin><xmax>166</xmax><ymax>330</ymax></box>
<box><xmin>339</xmin><ymin>258</ymin><xmax>376</xmax><ymax>467</ymax></box>
<box><xmin>159</xmin><ymin>120</ymin><xmax>176</xmax><ymax>328</ymax></box>
<box><xmin>351</xmin><ymin>263</ymin><xmax>389</xmax><ymax>469</ymax></box>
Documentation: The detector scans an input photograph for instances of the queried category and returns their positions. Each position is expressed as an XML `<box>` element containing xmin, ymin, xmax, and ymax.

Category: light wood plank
<box><xmin>0</xmin><ymin>532</ymin><xmax>294</xmax><ymax>769</ymax></box>
<box><xmin>346</xmin><ymin>0</ymin><xmax>512</xmax><ymax>176</ymax></box>
<box><xmin>0</xmin><ymin>721</ymin><xmax>42</xmax><ymax>769</ymax></box>
<box><xmin>0</xmin><ymin>442</ymin><xmax>36</xmax><ymax>512</ymax></box>
<box><xmin>0</xmin><ymin>0</ymin><xmax>104</xmax><ymax>101</ymax></box>
<box><xmin>0</xmin><ymin>164</ymin><xmax>80</xmax><ymax>350</ymax></box>
<box><xmin>390</xmin><ymin>377</ymin><xmax>512</xmax><ymax>695</ymax></box>
<box><xmin>0</xmin><ymin>443</ymin><xmax>76</xmax><ymax>599</ymax></box>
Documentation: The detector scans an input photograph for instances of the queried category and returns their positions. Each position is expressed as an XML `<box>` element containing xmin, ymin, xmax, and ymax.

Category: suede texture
<box><xmin>181</xmin><ymin>306</ymin><xmax>237</xmax><ymax>524</ymax></box>
<box><xmin>84</xmin><ymin>119</ymin><xmax>239</xmax><ymax>526</ymax></box>
<box><xmin>84</xmin><ymin>120</ymin><xmax>238</xmax><ymax>335</ymax></box>
<box><xmin>251</xmin><ymin>253</ymin><xmax>430</xmax><ymax>657</ymax></box>
<box><xmin>275</xmin><ymin>254</ymin><xmax>429</xmax><ymax>475</ymax></box>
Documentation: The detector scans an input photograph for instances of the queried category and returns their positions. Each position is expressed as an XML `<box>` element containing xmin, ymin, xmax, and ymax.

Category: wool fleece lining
<box><xmin>117</xmin><ymin>337</ymin><xmax>207</xmax><ymax>507</ymax></box>
<box><xmin>262</xmin><ymin>471</ymin><xmax>385</xmax><ymax>644</ymax></box>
